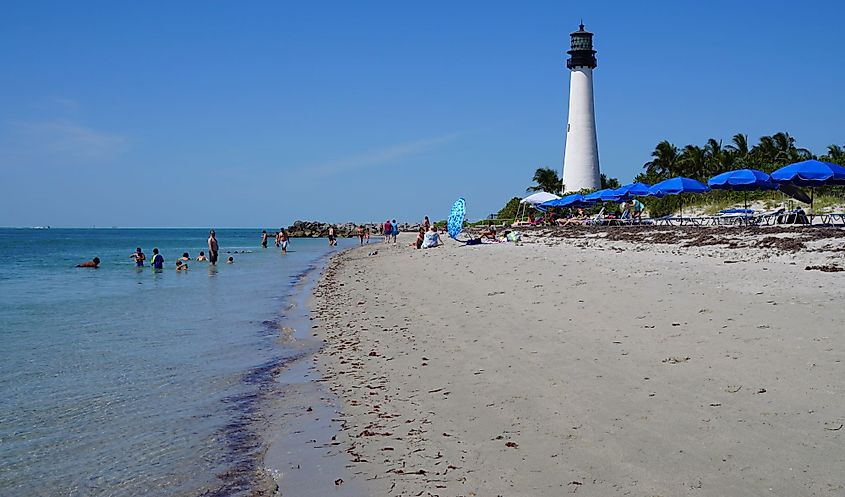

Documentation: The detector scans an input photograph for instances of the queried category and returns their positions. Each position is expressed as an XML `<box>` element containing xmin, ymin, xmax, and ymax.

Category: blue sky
<box><xmin>1</xmin><ymin>1</ymin><xmax>843</xmax><ymax>227</ymax></box>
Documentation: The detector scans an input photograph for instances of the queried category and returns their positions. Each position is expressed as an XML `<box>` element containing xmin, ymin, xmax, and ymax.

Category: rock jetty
<box><xmin>282</xmin><ymin>220</ymin><xmax>421</xmax><ymax>238</ymax></box>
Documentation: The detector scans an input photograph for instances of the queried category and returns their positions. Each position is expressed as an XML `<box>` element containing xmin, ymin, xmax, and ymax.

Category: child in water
<box><xmin>226</xmin><ymin>256</ymin><xmax>234</xmax><ymax>264</ymax></box>
<box><xmin>130</xmin><ymin>247</ymin><xmax>145</xmax><ymax>267</ymax></box>
<box><xmin>150</xmin><ymin>248</ymin><xmax>164</xmax><ymax>270</ymax></box>
<box><xmin>196</xmin><ymin>251</ymin><xmax>207</xmax><ymax>262</ymax></box>
<box><xmin>176</xmin><ymin>260</ymin><xmax>188</xmax><ymax>271</ymax></box>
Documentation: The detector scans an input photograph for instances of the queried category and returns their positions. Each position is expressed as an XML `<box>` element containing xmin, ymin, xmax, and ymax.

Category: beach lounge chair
<box><xmin>748</xmin><ymin>208</ymin><xmax>785</xmax><ymax>226</ymax></box>
<box><xmin>819</xmin><ymin>213</ymin><xmax>845</xmax><ymax>226</ymax></box>
<box><xmin>584</xmin><ymin>207</ymin><xmax>606</xmax><ymax>226</ymax></box>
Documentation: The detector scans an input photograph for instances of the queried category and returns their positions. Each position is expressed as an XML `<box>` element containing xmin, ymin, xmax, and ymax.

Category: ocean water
<box><xmin>0</xmin><ymin>228</ymin><xmax>358</xmax><ymax>497</ymax></box>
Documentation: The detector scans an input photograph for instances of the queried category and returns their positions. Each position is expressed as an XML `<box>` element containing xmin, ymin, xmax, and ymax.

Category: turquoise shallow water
<box><xmin>0</xmin><ymin>228</ymin><xmax>355</xmax><ymax>497</ymax></box>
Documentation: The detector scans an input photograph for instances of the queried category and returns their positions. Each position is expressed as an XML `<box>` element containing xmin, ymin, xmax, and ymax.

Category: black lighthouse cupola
<box><xmin>566</xmin><ymin>23</ymin><xmax>597</xmax><ymax>69</ymax></box>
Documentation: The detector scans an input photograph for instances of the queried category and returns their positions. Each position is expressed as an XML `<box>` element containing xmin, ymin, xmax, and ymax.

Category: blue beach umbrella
<box><xmin>540</xmin><ymin>193</ymin><xmax>589</xmax><ymax>209</ymax></box>
<box><xmin>447</xmin><ymin>198</ymin><xmax>466</xmax><ymax>240</ymax></box>
<box><xmin>771</xmin><ymin>160</ymin><xmax>845</xmax><ymax>210</ymax></box>
<box><xmin>708</xmin><ymin>169</ymin><xmax>776</xmax><ymax>209</ymax></box>
<box><xmin>612</xmin><ymin>182</ymin><xmax>651</xmax><ymax>199</ymax></box>
<box><xmin>708</xmin><ymin>169</ymin><xmax>776</xmax><ymax>191</ymax></box>
<box><xmin>583</xmin><ymin>189</ymin><xmax>619</xmax><ymax>203</ymax></box>
<box><xmin>648</xmin><ymin>177</ymin><xmax>710</xmax><ymax>196</ymax></box>
<box><xmin>770</xmin><ymin>160</ymin><xmax>845</xmax><ymax>186</ymax></box>
<box><xmin>648</xmin><ymin>177</ymin><xmax>710</xmax><ymax>219</ymax></box>
<box><xmin>597</xmin><ymin>189</ymin><xmax>623</xmax><ymax>202</ymax></box>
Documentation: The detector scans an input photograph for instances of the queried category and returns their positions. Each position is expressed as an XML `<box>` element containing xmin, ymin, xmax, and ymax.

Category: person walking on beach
<box><xmin>207</xmin><ymin>230</ymin><xmax>219</xmax><ymax>266</ymax></box>
<box><xmin>391</xmin><ymin>219</ymin><xmax>399</xmax><ymax>243</ymax></box>
<box><xmin>365</xmin><ymin>226</ymin><xmax>370</xmax><ymax>243</ymax></box>
<box><xmin>279</xmin><ymin>229</ymin><xmax>289</xmax><ymax>254</ymax></box>
<box><xmin>327</xmin><ymin>225</ymin><xmax>337</xmax><ymax>246</ymax></box>
<box><xmin>383</xmin><ymin>219</ymin><xmax>392</xmax><ymax>243</ymax></box>
<box><xmin>423</xmin><ymin>216</ymin><xmax>430</xmax><ymax>232</ymax></box>
<box><xmin>151</xmin><ymin>248</ymin><xmax>164</xmax><ymax>270</ymax></box>
<box><xmin>357</xmin><ymin>225</ymin><xmax>365</xmax><ymax>245</ymax></box>
<box><xmin>261</xmin><ymin>230</ymin><xmax>268</xmax><ymax>248</ymax></box>
<box><xmin>130</xmin><ymin>247</ymin><xmax>145</xmax><ymax>267</ymax></box>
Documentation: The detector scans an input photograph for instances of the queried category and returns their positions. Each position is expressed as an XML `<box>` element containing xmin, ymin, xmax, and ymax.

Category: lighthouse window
<box><xmin>572</xmin><ymin>37</ymin><xmax>590</xmax><ymax>50</ymax></box>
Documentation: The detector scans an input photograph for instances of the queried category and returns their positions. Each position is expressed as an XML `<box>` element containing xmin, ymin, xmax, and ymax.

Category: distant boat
<box><xmin>31</xmin><ymin>226</ymin><xmax>50</xmax><ymax>230</ymax></box>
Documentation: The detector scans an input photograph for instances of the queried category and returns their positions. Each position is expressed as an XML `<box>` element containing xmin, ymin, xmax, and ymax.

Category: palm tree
<box><xmin>821</xmin><ymin>144</ymin><xmax>845</xmax><ymax>165</ymax></box>
<box><xmin>679</xmin><ymin>145</ymin><xmax>708</xmax><ymax>180</ymax></box>
<box><xmin>704</xmin><ymin>138</ymin><xmax>726</xmax><ymax>176</ymax></box>
<box><xmin>643</xmin><ymin>141</ymin><xmax>681</xmax><ymax>178</ymax></box>
<box><xmin>754</xmin><ymin>132</ymin><xmax>812</xmax><ymax>170</ymax></box>
<box><xmin>600</xmin><ymin>174</ymin><xmax>620</xmax><ymax>190</ymax></box>
<box><xmin>725</xmin><ymin>133</ymin><xmax>750</xmax><ymax>156</ymax></box>
<box><xmin>527</xmin><ymin>167</ymin><xmax>562</xmax><ymax>193</ymax></box>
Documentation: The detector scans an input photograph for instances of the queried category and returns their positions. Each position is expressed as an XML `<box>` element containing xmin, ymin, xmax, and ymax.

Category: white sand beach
<box><xmin>308</xmin><ymin>229</ymin><xmax>845</xmax><ymax>496</ymax></box>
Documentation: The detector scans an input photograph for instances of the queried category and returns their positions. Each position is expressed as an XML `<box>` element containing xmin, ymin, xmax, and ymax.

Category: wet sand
<box><xmin>310</xmin><ymin>229</ymin><xmax>845</xmax><ymax>496</ymax></box>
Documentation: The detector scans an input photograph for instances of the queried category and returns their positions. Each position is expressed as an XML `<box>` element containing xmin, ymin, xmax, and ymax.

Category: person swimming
<box><xmin>196</xmin><ymin>251</ymin><xmax>207</xmax><ymax>262</ymax></box>
<box><xmin>176</xmin><ymin>260</ymin><xmax>188</xmax><ymax>271</ymax></box>
<box><xmin>226</xmin><ymin>256</ymin><xmax>234</xmax><ymax>264</ymax></box>
<box><xmin>150</xmin><ymin>248</ymin><xmax>164</xmax><ymax>270</ymax></box>
<box><xmin>77</xmin><ymin>257</ymin><xmax>100</xmax><ymax>268</ymax></box>
<box><xmin>179</xmin><ymin>252</ymin><xmax>190</xmax><ymax>261</ymax></box>
<box><xmin>130</xmin><ymin>247</ymin><xmax>145</xmax><ymax>267</ymax></box>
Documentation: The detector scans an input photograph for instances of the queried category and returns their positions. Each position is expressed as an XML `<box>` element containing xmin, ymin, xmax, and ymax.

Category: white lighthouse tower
<box><xmin>562</xmin><ymin>23</ymin><xmax>601</xmax><ymax>192</ymax></box>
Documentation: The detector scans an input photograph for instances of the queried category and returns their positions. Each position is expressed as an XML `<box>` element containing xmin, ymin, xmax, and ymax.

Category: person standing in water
<box><xmin>150</xmin><ymin>248</ymin><xmax>164</xmax><ymax>270</ymax></box>
<box><xmin>261</xmin><ymin>230</ymin><xmax>268</xmax><ymax>248</ymax></box>
<box><xmin>130</xmin><ymin>247</ymin><xmax>145</xmax><ymax>267</ymax></box>
<box><xmin>357</xmin><ymin>225</ymin><xmax>365</xmax><ymax>245</ymax></box>
<box><xmin>207</xmin><ymin>230</ymin><xmax>219</xmax><ymax>266</ymax></box>
<box><xmin>327</xmin><ymin>225</ymin><xmax>337</xmax><ymax>246</ymax></box>
<box><xmin>279</xmin><ymin>229</ymin><xmax>289</xmax><ymax>254</ymax></box>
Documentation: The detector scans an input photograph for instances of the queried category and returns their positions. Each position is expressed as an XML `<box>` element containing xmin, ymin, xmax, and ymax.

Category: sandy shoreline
<box><xmin>309</xmin><ymin>229</ymin><xmax>844</xmax><ymax>496</ymax></box>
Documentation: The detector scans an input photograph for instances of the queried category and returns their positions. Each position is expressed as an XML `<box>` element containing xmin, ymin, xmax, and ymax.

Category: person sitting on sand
<box><xmin>481</xmin><ymin>227</ymin><xmax>497</xmax><ymax>240</ymax></box>
<box><xmin>77</xmin><ymin>257</ymin><xmax>100</xmax><ymax>268</ymax></box>
<box><xmin>176</xmin><ymin>260</ymin><xmax>188</xmax><ymax>271</ymax></box>
<box><xmin>421</xmin><ymin>225</ymin><xmax>441</xmax><ymax>249</ymax></box>
<box><xmin>411</xmin><ymin>227</ymin><xmax>425</xmax><ymax>249</ymax></box>
<box><xmin>196</xmin><ymin>251</ymin><xmax>207</xmax><ymax>262</ymax></box>
<box><xmin>130</xmin><ymin>247</ymin><xmax>145</xmax><ymax>267</ymax></box>
<box><xmin>226</xmin><ymin>256</ymin><xmax>234</xmax><ymax>264</ymax></box>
